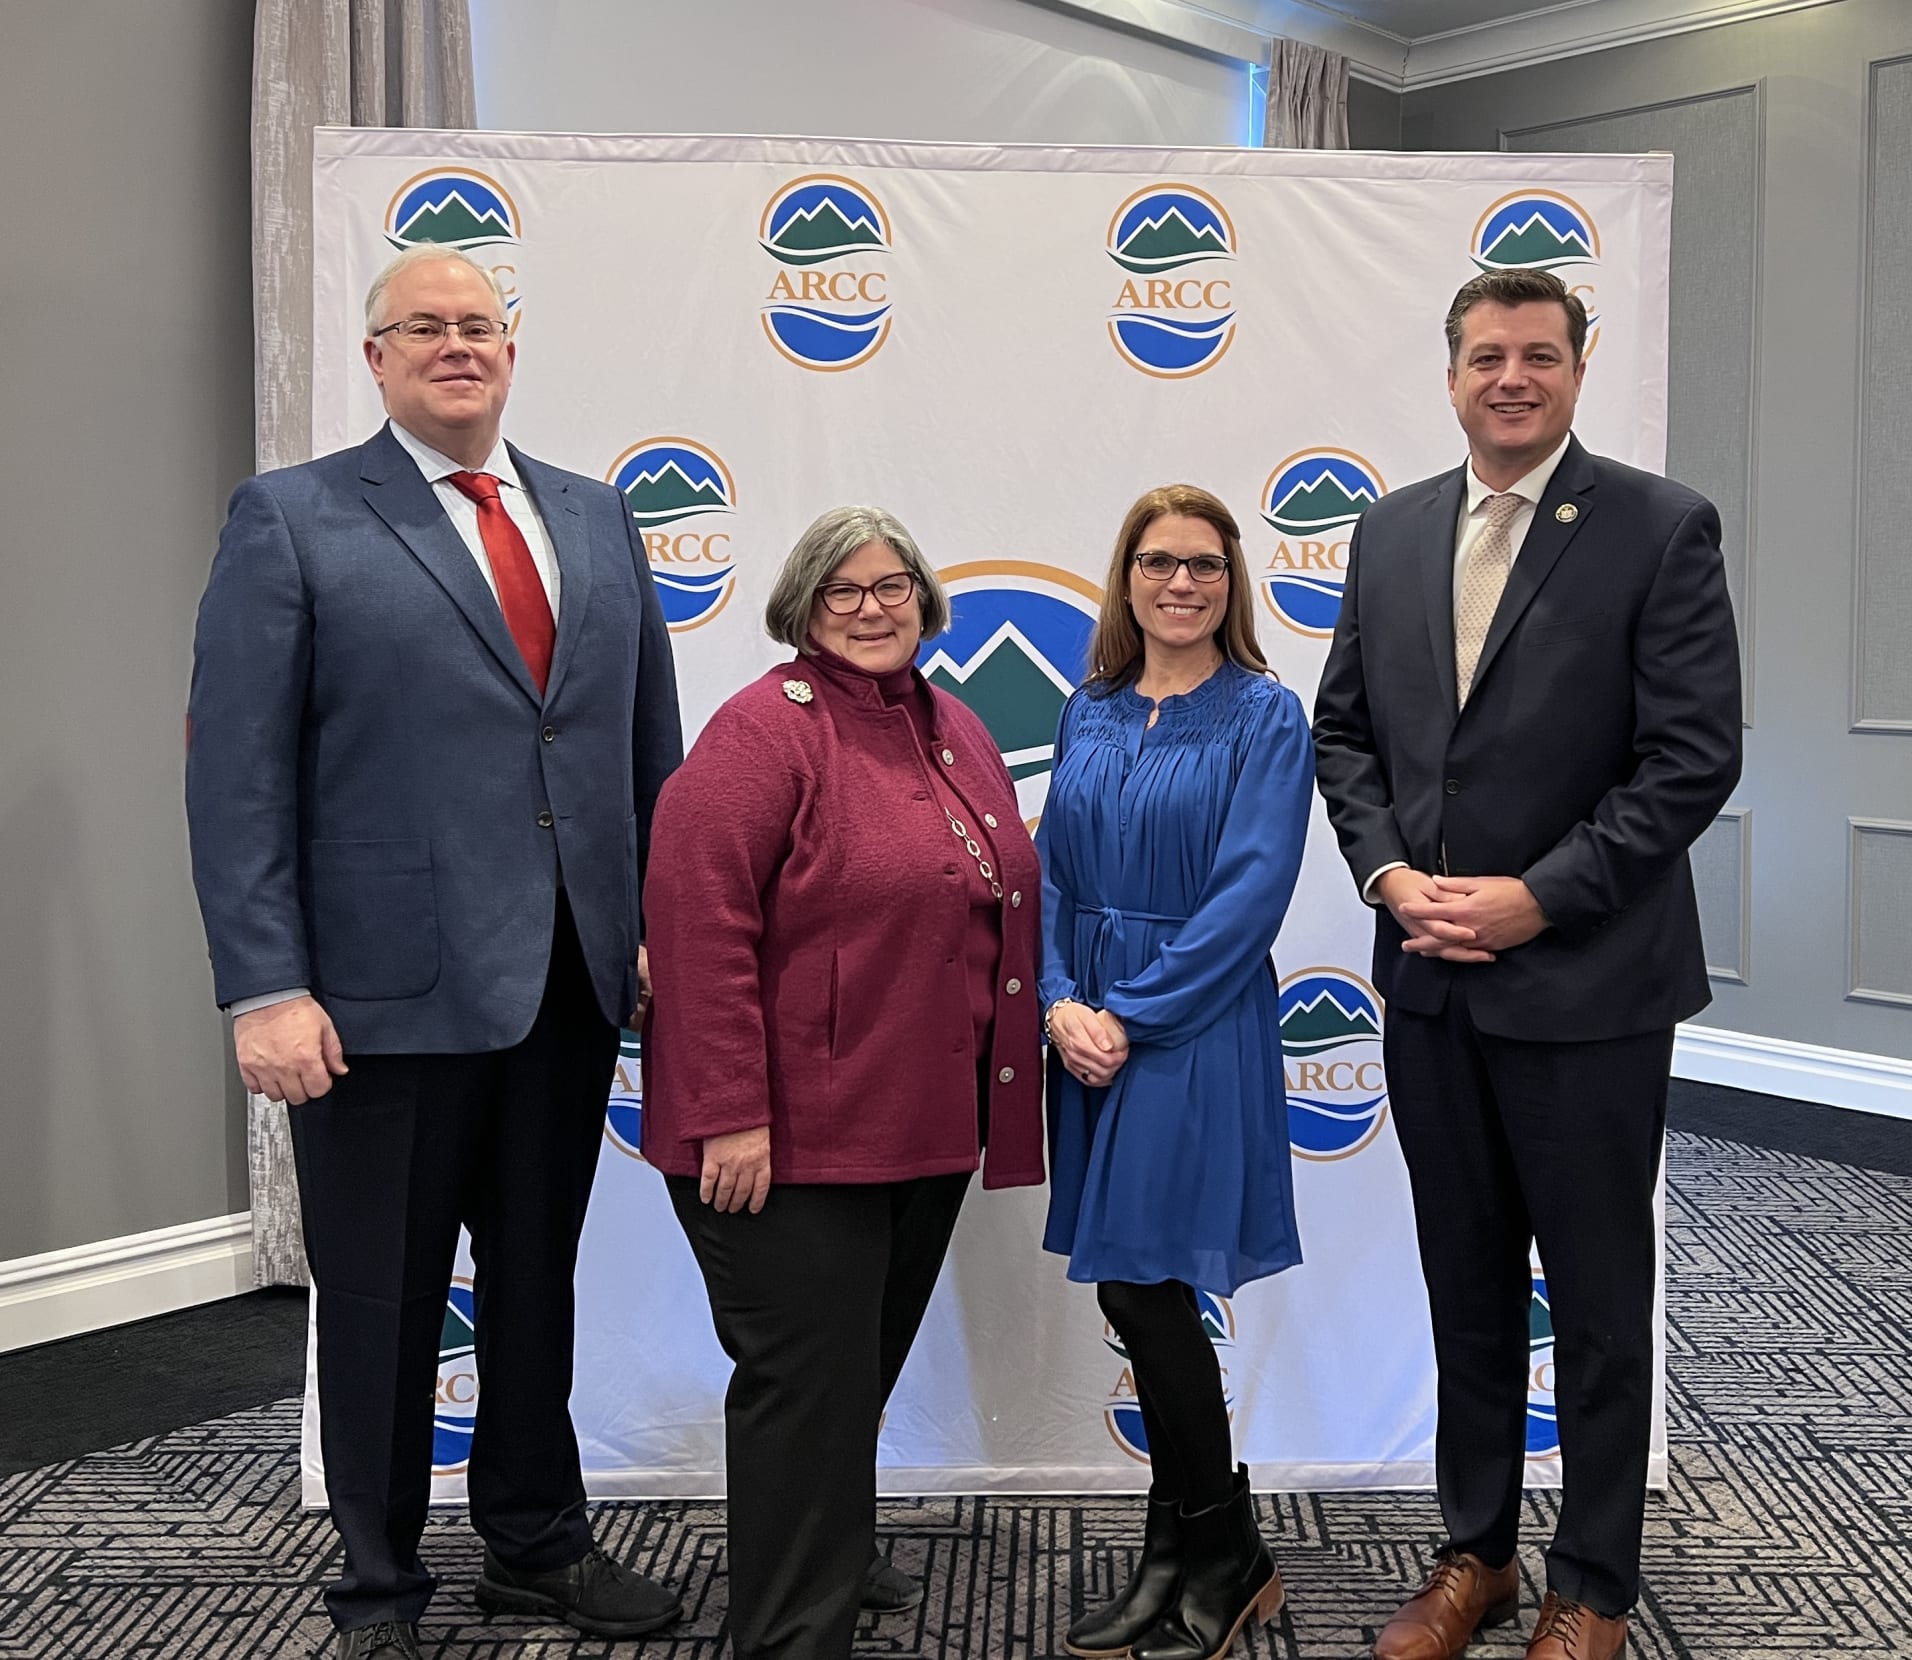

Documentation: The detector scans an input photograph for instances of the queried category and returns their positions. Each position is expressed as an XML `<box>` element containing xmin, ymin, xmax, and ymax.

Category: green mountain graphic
<box><xmin>1112</xmin><ymin>210</ymin><xmax>1228</xmax><ymax>272</ymax></box>
<box><xmin>1281</xmin><ymin>990</ymin><xmax>1381</xmax><ymax>1052</ymax></box>
<box><xmin>925</xmin><ymin>638</ymin><xmax>1068</xmax><ymax>782</ymax></box>
<box><xmin>765</xmin><ymin>199</ymin><xmax>883</xmax><ymax>265</ymax></box>
<box><xmin>394</xmin><ymin>194</ymin><xmax>512</xmax><ymax>246</ymax></box>
<box><xmin>1529</xmin><ymin>1286</ymin><xmax>1553</xmax><ymax>1348</ymax></box>
<box><xmin>1478</xmin><ymin>217</ymin><xmax>1592</xmax><ymax>269</ymax></box>
<box><xmin>439</xmin><ymin>1300</ymin><xmax>475</xmax><ymax>1360</ymax></box>
<box><xmin>1268</xmin><ymin>473</ymin><xmax>1374</xmax><ymax>531</ymax></box>
<box><xmin>624</xmin><ymin>464</ymin><xmax>727</xmax><ymax>525</ymax></box>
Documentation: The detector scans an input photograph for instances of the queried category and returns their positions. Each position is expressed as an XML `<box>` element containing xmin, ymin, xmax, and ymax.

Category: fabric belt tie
<box><xmin>1079</xmin><ymin>902</ymin><xmax>1190</xmax><ymax>1001</ymax></box>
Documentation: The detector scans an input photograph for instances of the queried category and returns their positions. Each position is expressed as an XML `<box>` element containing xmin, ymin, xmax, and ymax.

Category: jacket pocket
<box><xmin>307</xmin><ymin>837</ymin><xmax>440</xmax><ymax>1000</ymax></box>
<box><xmin>1526</xmin><ymin>611</ymin><xmax>1614</xmax><ymax>646</ymax></box>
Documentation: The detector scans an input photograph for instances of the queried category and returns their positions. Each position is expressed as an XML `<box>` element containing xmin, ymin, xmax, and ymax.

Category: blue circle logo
<box><xmin>605</xmin><ymin>1030</ymin><xmax>643</xmax><ymax>1161</ymax></box>
<box><xmin>1527</xmin><ymin>1267</ymin><xmax>1559</xmax><ymax>1457</ymax></box>
<box><xmin>1469</xmin><ymin>190</ymin><xmax>1601</xmax><ymax>352</ymax></box>
<box><xmin>759</xmin><ymin>174</ymin><xmax>892</xmax><ymax>371</ymax></box>
<box><xmin>1106</xmin><ymin>185</ymin><xmax>1237</xmax><ymax>378</ymax></box>
<box><xmin>919</xmin><ymin>562</ymin><xmax>1101</xmax><ymax>826</ymax></box>
<box><xmin>1104</xmin><ymin>1294</ymin><xmax>1236</xmax><ymax>1461</ymax></box>
<box><xmin>1258</xmin><ymin>449</ymin><xmax>1386</xmax><ymax>638</ymax></box>
<box><xmin>432</xmin><ymin>1278</ymin><xmax>478</xmax><ymax>1472</ymax></box>
<box><xmin>383</xmin><ymin>168</ymin><xmax>523</xmax><ymax>326</ymax></box>
<box><xmin>607</xmin><ymin>438</ymin><xmax>738</xmax><ymax>632</ymax></box>
<box><xmin>1279</xmin><ymin>968</ymin><xmax>1389</xmax><ymax>1161</ymax></box>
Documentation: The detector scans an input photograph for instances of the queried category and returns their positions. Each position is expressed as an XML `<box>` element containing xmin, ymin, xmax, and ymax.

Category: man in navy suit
<box><xmin>1314</xmin><ymin>269</ymin><xmax>1741</xmax><ymax>1660</ymax></box>
<box><xmin>187</xmin><ymin>246</ymin><xmax>684</xmax><ymax>1660</ymax></box>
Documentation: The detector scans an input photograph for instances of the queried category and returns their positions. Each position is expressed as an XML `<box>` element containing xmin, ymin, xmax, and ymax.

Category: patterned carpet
<box><xmin>2</xmin><ymin>1130</ymin><xmax>1908</xmax><ymax>1659</ymax></box>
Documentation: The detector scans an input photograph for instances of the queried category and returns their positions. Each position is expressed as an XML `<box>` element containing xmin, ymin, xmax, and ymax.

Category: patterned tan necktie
<box><xmin>1455</xmin><ymin>492</ymin><xmax>1525</xmax><ymax>706</ymax></box>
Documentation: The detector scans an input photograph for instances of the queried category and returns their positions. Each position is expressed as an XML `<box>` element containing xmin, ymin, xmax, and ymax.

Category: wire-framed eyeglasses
<box><xmin>371</xmin><ymin>315</ymin><xmax>509</xmax><ymax>347</ymax></box>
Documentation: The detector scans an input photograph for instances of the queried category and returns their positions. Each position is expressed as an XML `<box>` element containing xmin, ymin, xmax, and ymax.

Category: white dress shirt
<box><xmin>228</xmin><ymin>424</ymin><xmax>560</xmax><ymax>1018</ymax></box>
<box><xmin>1360</xmin><ymin>433</ymin><xmax>1573</xmax><ymax>904</ymax></box>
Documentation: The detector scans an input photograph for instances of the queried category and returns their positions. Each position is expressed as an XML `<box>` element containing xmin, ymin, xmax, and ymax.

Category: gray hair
<box><xmin>764</xmin><ymin>505</ymin><xmax>950</xmax><ymax>649</ymax></box>
<box><xmin>364</xmin><ymin>243</ymin><xmax>510</xmax><ymax>336</ymax></box>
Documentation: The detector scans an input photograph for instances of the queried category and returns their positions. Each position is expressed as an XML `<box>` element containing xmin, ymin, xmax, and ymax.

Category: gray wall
<box><xmin>0</xmin><ymin>0</ymin><xmax>255</xmax><ymax>1260</ymax></box>
<box><xmin>1399</xmin><ymin>0</ymin><xmax>1912</xmax><ymax>1059</ymax></box>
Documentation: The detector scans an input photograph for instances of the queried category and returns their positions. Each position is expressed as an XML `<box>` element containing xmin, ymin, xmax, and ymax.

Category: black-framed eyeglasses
<box><xmin>371</xmin><ymin>315</ymin><xmax>509</xmax><ymax>346</ymax></box>
<box><xmin>1133</xmin><ymin>551</ymin><xmax>1230</xmax><ymax>583</ymax></box>
<box><xmin>817</xmin><ymin>573</ymin><xmax>919</xmax><ymax>615</ymax></box>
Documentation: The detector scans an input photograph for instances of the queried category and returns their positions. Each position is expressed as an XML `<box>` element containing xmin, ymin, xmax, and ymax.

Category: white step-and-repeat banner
<box><xmin>302</xmin><ymin>129</ymin><xmax>1672</xmax><ymax>1504</ymax></box>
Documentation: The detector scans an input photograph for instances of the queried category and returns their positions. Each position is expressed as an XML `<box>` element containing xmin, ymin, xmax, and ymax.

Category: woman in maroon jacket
<box><xmin>641</xmin><ymin>504</ymin><xmax>1044</xmax><ymax>1660</ymax></box>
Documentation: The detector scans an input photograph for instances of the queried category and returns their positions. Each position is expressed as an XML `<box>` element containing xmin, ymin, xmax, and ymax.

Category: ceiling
<box><xmin>1299</xmin><ymin>0</ymin><xmax>1609</xmax><ymax>39</ymax></box>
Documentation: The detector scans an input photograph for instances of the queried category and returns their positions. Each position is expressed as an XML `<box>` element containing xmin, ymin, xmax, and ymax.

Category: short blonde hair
<box><xmin>364</xmin><ymin>244</ymin><xmax>510</xmax><ymax>336</ymax></box>
<box><xmin>764</xmin><ymin>505</ymin><xmax>951</xmax><ymax>649</ymax></box>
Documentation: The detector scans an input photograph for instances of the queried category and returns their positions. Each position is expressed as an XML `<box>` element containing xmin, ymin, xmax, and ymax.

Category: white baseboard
<box><xmin>0</xmin><ymin>1212</ymin><xmax>254</xmax><ymax>1354</ymax></box>
<box><xmin>1674</xmin><ymin>1025</ymin><xmax>1912</xmax><ymax>1121</ymax></box>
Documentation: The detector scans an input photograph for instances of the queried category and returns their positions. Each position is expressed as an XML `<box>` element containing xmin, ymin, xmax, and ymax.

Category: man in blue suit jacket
<box><xmin>1315</xmin><ymin>270</ymin><xmax>1741</xmax><ymax>1660</ymax></box>
<box><xmin>186</xmin><ymin>246</ymin><xmax>683</xmax><ymax>1660</ymax></box>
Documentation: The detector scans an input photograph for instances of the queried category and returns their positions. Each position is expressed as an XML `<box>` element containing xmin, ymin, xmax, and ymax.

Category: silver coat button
<box><xmin>940</xmin><ymin>747</ymin><xmax>955</xmax><ymax>765</ymax></box>
<box><xmin>1005</xmin><ymin>978</ymin><xmax>1022</xmax><ymax>994</ymax></box>
<box><xmin>983</xmin><ymin>813</ymin><xmax>998</xmax><ymax>828</ymax></box>
<box><xmin>1009</xmin><ymin>891</ymin><xmax>1022</xmax><ymax>907</ymax></box>
<box><xmin>998</xmin><ymin>1066</ymin><xmax>1015</xmax><ymax>1084</ymax></box>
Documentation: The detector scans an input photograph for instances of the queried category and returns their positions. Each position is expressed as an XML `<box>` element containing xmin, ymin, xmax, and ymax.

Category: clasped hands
<box><xmin>1375</xmin><ymin>867</ymin><xmax>1548</xmax><ymax>961</ymax></box>
<box><xmin>1047</xmin><ymin>1000</ymin><xmax>1130</xmax><ymax>1088</ymax></box>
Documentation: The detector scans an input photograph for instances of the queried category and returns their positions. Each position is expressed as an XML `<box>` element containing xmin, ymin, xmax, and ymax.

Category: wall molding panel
<box><xmin>1675</xmin><ymin>1025</ymin><xmax>1912</xmax><ymax>1120</ymax></box>
<box><xmin>1849</xmin><ymin>818</ymin><xmax>1912</xmax><ymax>1006</ymax></box>
<box><xmin>0</xmin><ymin>1213</ymin><xmax>253</xmax><ymax>1354</ymax></box>
<box><xmin>1695</xmin><ymin>807</ymin><xmax>1753</xmax><ymax>983</ymax></box>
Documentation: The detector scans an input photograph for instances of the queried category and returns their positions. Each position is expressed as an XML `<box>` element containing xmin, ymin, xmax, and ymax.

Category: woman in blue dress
<box><xmin>1040</xmin><ymin>484</ymin><xmax>1314</xmax><ymax>1660</ymax></box>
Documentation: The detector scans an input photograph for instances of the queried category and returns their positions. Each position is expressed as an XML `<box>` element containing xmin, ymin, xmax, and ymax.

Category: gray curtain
<box><xmin>247</xmin><ymin>0</ymin><xmax>476</xmax><ymax>1285</ymax></box>
<box><xmin>1263</xmin><ymin>36</ymin><xmax>1349</xmax><ymax>151</ymax></box>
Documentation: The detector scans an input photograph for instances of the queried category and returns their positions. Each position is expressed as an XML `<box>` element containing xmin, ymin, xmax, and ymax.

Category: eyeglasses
<box><xmin>817</xmin><ymin>573</ymin><xmax>919</xmax><ymax>615</ymax></box>
<box><xmin>1133</xmin><ymin>552</ymin><xmax>1230</xmax><ymax>583</ymax></box>
<box><xmin>371</xmin><ymin>316</ymin><xmax>508</xmax><ymax>346</ymax></box>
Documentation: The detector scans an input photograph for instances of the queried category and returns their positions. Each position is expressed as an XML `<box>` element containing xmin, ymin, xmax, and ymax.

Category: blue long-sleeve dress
<box><xmin>1037</xmin><ymin>660</ymin><xmax>1315</xmax><ymax>1296</ymax></box>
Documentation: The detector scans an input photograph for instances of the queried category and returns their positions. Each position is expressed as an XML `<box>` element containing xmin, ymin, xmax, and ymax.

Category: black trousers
<box><xmin>1386</xmin><ymin>983</ymin><xmax>1671</xmax><ymax>1618</ymax></box>
<box><xmin>667</xmin><ymin>1168</ymin><xmax>972</xmax><ymax>1660</ymax></box>
<box><xmin>287</xmin><ymin>897</ymin><xmax>619</xmax><ymax>1631</ymax></box>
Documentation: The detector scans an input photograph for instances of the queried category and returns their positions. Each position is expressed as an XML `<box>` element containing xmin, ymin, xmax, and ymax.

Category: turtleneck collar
<box><xmin>801</xmin><ymin>643</ymin><xmax>921</xmax><ymax>706</ymax></box>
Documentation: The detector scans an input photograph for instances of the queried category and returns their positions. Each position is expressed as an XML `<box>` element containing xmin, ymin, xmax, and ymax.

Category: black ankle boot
<box><xmin>1065</xmin><ymin>1488</ymin><xmax>1185</xmax><ymax>1657</ymax></box>
<box><xmin>1131</xmin><ymin>1466</ymin><xmax>1282</xmax><ymax>1660</ymax></box>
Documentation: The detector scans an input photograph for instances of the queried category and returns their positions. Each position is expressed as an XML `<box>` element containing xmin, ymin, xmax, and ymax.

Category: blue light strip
<box><xmin>1246</xmin><ymin>62</ymin><xmax>1269</xmax><ymax>148</ymax></box>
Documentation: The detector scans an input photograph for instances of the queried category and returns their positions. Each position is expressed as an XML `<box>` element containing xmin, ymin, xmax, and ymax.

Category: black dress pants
<box><xmin>1386</xmin><ymin>982</ymin><xmax>1671</xmax><ymax>1618</ymax></box>
<box><xmin>286</xmin><ymin>897</ymin><xmax>619</xmax><ymax>1631</ymax></box>
<box><xmin>667</xmin><ymin>1168</ymin><xmax>972</xmax><ymax>1660</ymax></box>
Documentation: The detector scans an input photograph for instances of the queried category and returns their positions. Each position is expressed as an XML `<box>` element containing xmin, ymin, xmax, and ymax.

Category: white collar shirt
<box><xmin>389</xmin><ymin>421</ymin><xmax>561</xmax><ymax>615</ymax></box>
<box><xmin>1451</xmin><ymin>432</ymin><xmax>1572</xmax><ymax>619</ymax></box>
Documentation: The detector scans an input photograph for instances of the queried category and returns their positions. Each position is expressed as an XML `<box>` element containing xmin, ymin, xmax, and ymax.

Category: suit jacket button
<box><xmin>997</xmin><ymin>1066</ymin><xmax>1015</xmax><ymax>1084</ymax></box>
<box><xmin>542</xmin><ymin>726</ymin><xmax>556</xmax><ymax>742</ymax></box>
<box><xmin>537</xmin><ymin>809</ymin><xmax>555</xmax><ymax>828</ymax></box>
<box><xmin>1444</xmin><ymin>778</ymin><xmax>1461</xmax><ymax>795</ymax></box>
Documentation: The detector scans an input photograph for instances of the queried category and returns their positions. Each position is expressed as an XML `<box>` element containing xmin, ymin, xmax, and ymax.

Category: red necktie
<box><xmin>448</xmin><ymin>471</ymin><xmax>555</xmax><ymax>694</ymax></box>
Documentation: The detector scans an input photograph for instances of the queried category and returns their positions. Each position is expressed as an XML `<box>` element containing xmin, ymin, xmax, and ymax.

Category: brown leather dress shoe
<box><xmin>1524</xmin><ymin>1591</ymin><xmax>1627</xmax><ymax>1659</ymax></box>
<box><xmin>1372</xmin><ymin>1550</ymin><xmax>1520</xmax><ymax>1660</ymax></box>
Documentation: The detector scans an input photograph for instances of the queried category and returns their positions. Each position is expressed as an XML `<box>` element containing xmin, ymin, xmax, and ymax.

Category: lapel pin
<box><xmin>1555</xmin><ymin>503</ymin><xmax>1579</xmax><ymax>523</ymax></box>
<box><xmin>782</xmin><ymin>679</ymin><xmax>814</xmax><ymax>705</ymax></box>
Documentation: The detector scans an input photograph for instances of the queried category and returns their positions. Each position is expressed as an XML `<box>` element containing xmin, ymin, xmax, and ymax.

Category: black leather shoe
<box><xmin>336</xmin><ymin>1621</ymin><xmax>422</xmax><ymax>1659</ymax></box>
<box><xmin>475</xmin><ymin>1544</ymin><xmax>682</xmax><ymax>1638</ymax></box>
<box><xmin>1132</xmin><ymin>1466</ymin><xmax>1284</xmax><ymax>1660</ymax></box>
<box><xmin>1065</xmin><ymin>1488</ymin><xmax>1184</xmax><ymax>1657</ymax></box>
<box><xmin>862</xmin><ymin>1553</ymin><xmax>924</xmax><ymax>1614</ymax></box>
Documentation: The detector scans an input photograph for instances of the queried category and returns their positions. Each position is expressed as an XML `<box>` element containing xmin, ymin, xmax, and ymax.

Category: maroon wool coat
<box><xmin>640</xmin><ymin>654</ymin><xmax>1045</xmax><ymax>1189</ymax></box>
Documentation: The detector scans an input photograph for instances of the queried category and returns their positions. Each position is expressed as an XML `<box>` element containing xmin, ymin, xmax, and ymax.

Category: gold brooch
<box><xmin>1555</xmin><ymin>503</ymin><xmax>1579</xmax><ymax>523</ymax></box>
<box><xmin>782</xmin><ymin>679</ymin><xmax>814</xmax><ymax>705</ymax></box>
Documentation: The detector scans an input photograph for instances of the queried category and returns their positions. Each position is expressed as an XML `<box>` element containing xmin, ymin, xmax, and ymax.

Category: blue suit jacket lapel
<box><xmin>1418</xmin><ymin>466</ymin><xmax>1467</xmax><ymax>714</ymax></box>
<box><xmin>512</xmin><ymin>446</ymin><xmax>595</xmax><ymax>706</ymax></box>
<box><xmin>358</xmin><ymin>424</ymin><xmax>543</xmax><ymax>706</ymax></box>
<box><xmin>1468</xmin><ymin>435</ymin><xmax>1597</xmax><ymax>699</ymax></box>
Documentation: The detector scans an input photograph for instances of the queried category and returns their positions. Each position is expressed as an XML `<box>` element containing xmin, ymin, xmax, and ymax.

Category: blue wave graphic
<box><xmin>1525</xmin><ymin>1401</ymin><xmax>1560</xmax><ymax>1457</ymax></box>
<box><xmin>1287</xmin><ymin>1092</ymin><xmax>1385</xmax><ymax>1156</ymax></box>
<box><xmin>766</xmin><ymin>303</ymin><xmax>890</xmax><ymax>366</ymax></box>
<box><xmin>606</xmin><ymin>1101</ymin><xmax>642</xmax><ymax>1154</ymax></box>
<box><xmin>1109</xmin><ymin>1402</ymin><xmax>1150</xmax><ymax>1456</ymax></box>
<box><xmin>652</xmin><ymin>564</ymin><xmax>734</xmax><ymax>628</ymax></box>
<box><xmin>1112</xmin><ymin>312</ymin><xmax>1233</xmax><ymax>373</ymax></box>
<box><xmin>1265</xmin><ymin>573</ymin><xmax>1346</xmax><ymax>633</ymax></box>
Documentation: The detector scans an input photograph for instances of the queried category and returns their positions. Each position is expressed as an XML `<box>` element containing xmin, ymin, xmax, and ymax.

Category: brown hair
<box><xmin>1083</xmin><ymin>484</ymin><xmax>1271</xmax><ymax>693</ymax></box>
<box><xmin>1444</xmin><ymin>268</ymin><xmax>1588</xmax><ymax>365</ymax></box>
